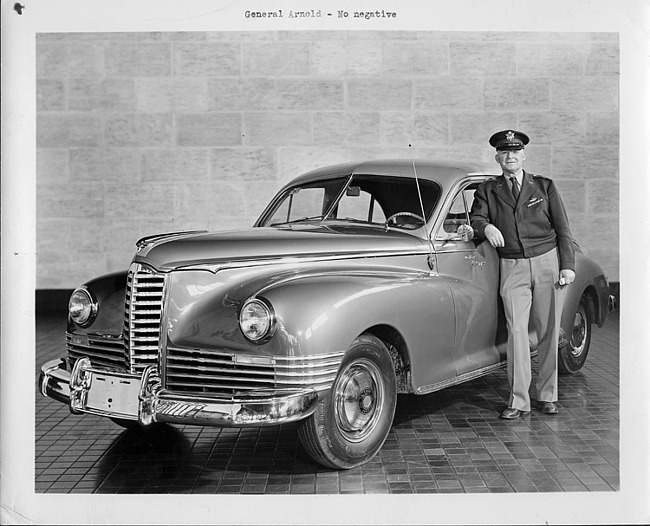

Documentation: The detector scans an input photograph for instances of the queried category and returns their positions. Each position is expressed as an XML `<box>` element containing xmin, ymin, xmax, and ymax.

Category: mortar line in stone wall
<box><xmin>171</xmin><ymin>41</ymin><xmax>177</xmax><ymax>159</ymax></box>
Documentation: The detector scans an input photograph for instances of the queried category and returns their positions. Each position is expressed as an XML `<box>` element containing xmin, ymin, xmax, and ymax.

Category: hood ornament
<box><xmin>136</xmin><ymin>230</ymin><xmax>209</xmax><ymax>251</ymax></box>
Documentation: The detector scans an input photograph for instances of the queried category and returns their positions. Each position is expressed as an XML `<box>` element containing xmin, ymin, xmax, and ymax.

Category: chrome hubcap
<box><xmin>335</xmin><ymin>359</ymin><xmax>383</xmax><ymax>442</ymax></box>
<box><xmin>570</xmin><ymin>309</ymin><xmax>587</xmax><ymax>357</ymax></box>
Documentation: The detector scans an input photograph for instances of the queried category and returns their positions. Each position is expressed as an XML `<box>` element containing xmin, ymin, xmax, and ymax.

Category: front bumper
<box><xmin>39</xmin><ymin>357</ymin><xmax>320</xmax><ymax>427</ymax></box>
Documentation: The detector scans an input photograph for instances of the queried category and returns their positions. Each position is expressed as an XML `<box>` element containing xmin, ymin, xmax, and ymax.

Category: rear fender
<box><xmin>560</xmin><ymin>252</ymin><xmax>610</xmax><ymax>341</ymax></box>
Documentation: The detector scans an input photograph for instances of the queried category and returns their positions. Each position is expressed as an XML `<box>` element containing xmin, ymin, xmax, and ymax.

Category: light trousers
<box><xmin>499</xmin><ymin>248</ymin><xmax>566</xmax><ymax>411</ymax></box>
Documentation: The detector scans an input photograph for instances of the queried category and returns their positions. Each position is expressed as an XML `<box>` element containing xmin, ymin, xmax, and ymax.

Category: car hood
<box><xmin>135</xmin><ymin>224</ymin><xmax>428</xmax><ymax>271</ymax></box>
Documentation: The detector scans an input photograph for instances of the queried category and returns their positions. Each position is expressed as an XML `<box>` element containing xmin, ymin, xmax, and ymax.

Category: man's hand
<box><xmin>484</xmin><ymin>224</ymin><xmax>505</xmax><ymax>248</ymax></box>
<box><xmin>559</xmin><ymin>269</ymin><xmax>576</xmax><ymax>286</ymax></box>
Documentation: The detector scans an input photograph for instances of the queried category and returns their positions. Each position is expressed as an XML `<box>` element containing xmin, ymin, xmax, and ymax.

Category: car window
<box><xmin>339</xmin><ymin>174</ymin><xmax>439</xmax><ymax>227</ymax></box>
<box><xmin>439</xmin><ymin>187</ymin><xmax>476</xmax><ymax>239</ymax></box>
<box><xmin>266</xmin><ymin>187</ymin><xmax>325</xmax><ymax>225</ymax></box>
<box><xmin>260</xmin><ymin>174</ymin><xmax>440</xmax><ymax>229</ymax></box>
<box><xmin>334</xmin><ymin>187</ymin><xmax>386</xmax><ymax>223</ymax></box>
<box><xmin>264</xmin><ymin>177</ymin><xmax>349</xmax><ymax>226</ymax></box>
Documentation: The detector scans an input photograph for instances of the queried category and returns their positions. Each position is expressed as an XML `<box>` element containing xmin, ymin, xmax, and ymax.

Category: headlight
<box><xmin>68</xmin><ymin>287</ymin><xmax>98</xmax><ymax>327</ymax></box>
<box><xmin>239</xmin><ymin>297</ymin><xmax>276</xmax><ymax>343</ymax></box>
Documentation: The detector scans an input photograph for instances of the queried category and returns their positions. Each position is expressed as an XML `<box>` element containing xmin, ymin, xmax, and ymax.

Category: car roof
<box><xmin>288</xmin><ymin>159</ymin><xmax>500</xmax><ymax>188</ymax></box>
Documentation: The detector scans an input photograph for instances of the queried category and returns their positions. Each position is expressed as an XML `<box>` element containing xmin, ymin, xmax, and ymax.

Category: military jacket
<box><xmin>470</xmin><ymin>171</ymin><xmax>575</xmax><ymax>271</ymax></box>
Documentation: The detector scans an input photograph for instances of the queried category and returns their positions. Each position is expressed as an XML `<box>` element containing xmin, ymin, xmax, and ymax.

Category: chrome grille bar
<box><xmin>66</xmin><ymin>334</ymin><xmax>124</xmax><ymax>371</ymax></box>
<box><xmin>124</xmin><ymin>263</ymin><xmax>165</xmax><ymax>374</ymax></box>
<box><xmin>165</xmin><ymin>347</ymin><xmax>344</xmax><ymax>395</ymax></box>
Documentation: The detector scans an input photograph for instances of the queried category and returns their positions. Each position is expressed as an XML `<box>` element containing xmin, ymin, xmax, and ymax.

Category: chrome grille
<box><xmin>165</xmin><ymin>346</ymin><xmax>344</xmax><ymax>396</ymax></box>
<box><xmin>124</xmin><ymin>263</ymin><xmax>165</xmax><ymax>373</ymax></box>
<box><xmin>66</xmin><ymin>333</ymin><xmax>124</xmax><ymax>371</ymax></box>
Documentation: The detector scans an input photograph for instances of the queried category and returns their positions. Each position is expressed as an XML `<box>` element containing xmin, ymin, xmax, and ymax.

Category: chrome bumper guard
<box><xmin>39</xmin><ymin>357</ymin><xmax>320</xmax><ymax>427</ymax></box>
<box><xmin>608</xmin><ymin>294</ymin><xmax>617</xmax><ymax>312</ymax></box>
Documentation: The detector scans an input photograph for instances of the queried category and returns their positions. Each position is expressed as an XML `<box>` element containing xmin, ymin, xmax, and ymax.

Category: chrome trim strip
<box><xmin>68</xmin><ymin>341</ymin><xmax>123</xmax><ymax>354</ymax></box>
<box><xmin>415</xmin><ymin>350</ymin><xmax>538</xmax><ymax>395</ymax></box>
<box><xmin>67</xmin><ymin>345</ymin><xmax>123</xmax><ymax>357</ymax></box>
<box><xmin>164</xmin><ymin>347</ymin><xmax>344</xmax><ymax>394</ymax></box>
<box><xmin>165</xmin><ymin>349</ymin><xmax>345</xmax><ymax>366</ymax></box>
<box><xmin>157</xmin><ymin>271</ymin><xmax>170</xmax><ymax>389</ymax></box>
<box><xmin>167</xmin><ymin>364</ymin><xmax>274</xmax><ymax>377</ymax></box>
<box><xmin>66</xmin><ymin>352</ymin><xmax>123</xmax><ymax>368</ymax></box>
<box><xmin>172</xmin><ymin>249</ymin><xmax>432</xmax><ymax>273</ymax></box>
<box><xmin>165</xmin><ymin>373</ymin><xmax>335</xmax><ymax>387</ymax></box>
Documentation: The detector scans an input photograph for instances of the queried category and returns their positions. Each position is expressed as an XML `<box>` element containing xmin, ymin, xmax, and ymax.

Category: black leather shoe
<box><xmin>499</xmin><ymin>408</ymin><xmax>530</xmax><ymax>419</ymax></box>
<box><xmin>537</xmin><ymin>401</ymin><xmax>558</xmax><ymax>414</ymax></box>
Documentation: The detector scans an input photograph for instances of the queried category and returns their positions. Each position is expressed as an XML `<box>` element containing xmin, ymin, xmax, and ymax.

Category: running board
<box><xmin>415</xmin><ymin>350</ymin><xmax>539</xmax><ymax>395</ymax></box>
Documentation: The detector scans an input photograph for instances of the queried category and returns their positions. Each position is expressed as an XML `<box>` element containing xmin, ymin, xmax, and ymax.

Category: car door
<box><xmin>433</xmin><ymin>181</ymin><xmax>507</xmax><ymax>376</ymax></box>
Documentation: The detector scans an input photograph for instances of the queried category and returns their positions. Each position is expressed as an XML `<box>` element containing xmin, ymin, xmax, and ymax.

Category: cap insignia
<box><xmin>505</xmin><ymin>131</ymin><xmax>515</xmax><ymax>141</ymax></box>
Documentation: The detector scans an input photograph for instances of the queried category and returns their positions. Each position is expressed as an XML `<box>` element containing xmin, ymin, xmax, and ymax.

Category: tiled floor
<box><xmin>35</xmin><ymin>310</ymin><xmax>619</xmax><ymax>494</ymax></box>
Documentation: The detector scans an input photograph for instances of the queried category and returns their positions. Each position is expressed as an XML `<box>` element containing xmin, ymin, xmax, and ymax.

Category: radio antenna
<box><xmin>409</xmin><ymin>144</ymin><xmax>436</xmax><ymax>270</ymax></box>
<box><xmin>409</xmin><ymin>144</ymin><xmax>428</xmax><ymax>230</ymax></box>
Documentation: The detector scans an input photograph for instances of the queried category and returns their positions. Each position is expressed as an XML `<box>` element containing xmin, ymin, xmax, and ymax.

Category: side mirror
<box><xmin>457</xmin><ymin>224</ymin><xmax>474</xmax><ymax>242</ymax></box>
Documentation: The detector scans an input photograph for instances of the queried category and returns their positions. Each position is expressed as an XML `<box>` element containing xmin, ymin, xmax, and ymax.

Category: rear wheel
<box><xmin>558</xmin><ymin>296</ymin><xmax>592</xmax><ymax>374</ymax></box>
<box><xmin>298</xmin><ymin>334</ymin><xmax>397</xmax><ymax>469</ymax></box>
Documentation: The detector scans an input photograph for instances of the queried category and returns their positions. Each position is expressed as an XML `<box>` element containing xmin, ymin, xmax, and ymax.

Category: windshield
<box><xmin>258</xmin><ymin>174</ymin><xmax>441</xmax><ymax>230</ymax></box>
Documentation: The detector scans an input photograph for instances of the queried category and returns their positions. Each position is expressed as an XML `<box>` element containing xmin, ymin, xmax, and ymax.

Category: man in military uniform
<box><xmin>470</xmin><ymin>130</ymin><xmax>575</xmax><ymax>419</ymax></box>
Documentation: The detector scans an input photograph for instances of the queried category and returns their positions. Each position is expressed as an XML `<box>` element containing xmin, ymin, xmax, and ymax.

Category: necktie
<box><xmin>510</xmin><ymin>176</ymin><xmax>520</xmax><ymax>202</ymax></box>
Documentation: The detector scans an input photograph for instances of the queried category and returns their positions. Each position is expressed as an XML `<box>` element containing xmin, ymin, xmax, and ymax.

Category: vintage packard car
<box><xmin>39</xmin><ymin>160</ymin><xmax>613</xmax><ymax>469</ymax></box>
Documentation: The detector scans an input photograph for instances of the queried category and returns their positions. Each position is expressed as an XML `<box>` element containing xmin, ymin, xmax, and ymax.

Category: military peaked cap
<box><xmin>489</xmin><ymin>130</ymin><xmax>530</xmax><ymax>150</ymax></box>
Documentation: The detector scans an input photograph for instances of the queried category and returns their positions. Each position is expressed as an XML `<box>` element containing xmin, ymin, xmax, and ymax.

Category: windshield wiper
<box><xmin>272</xmin><ymin>215</ymin><xmax>324</xmax><ymax>226</ymax></box>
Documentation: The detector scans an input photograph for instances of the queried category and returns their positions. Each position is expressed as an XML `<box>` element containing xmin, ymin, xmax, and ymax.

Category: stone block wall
<box><xmin>36</xmin><ymin>31</ymin><xmax>619</xmax><ymax>289</ymax></box>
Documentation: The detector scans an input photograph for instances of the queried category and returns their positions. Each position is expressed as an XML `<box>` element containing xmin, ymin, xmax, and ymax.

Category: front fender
<box><xmin>164</xmin><ymin>264</ymin><xmax>457</xmax><ymax>387</ymax></box>
<box><xmin>265</xmin><ymin>273</ymin><xmax>414</xmax><ymax>353</ymax></box>
<box><xmin>261</xmin><ymin>269</ymin><xmax>457</xmax><ymax>386</ymax></box>
<box><xmin>68</xmin><ymin>271</ymin><xmax>128</xmax><ymax>334</ymax></box>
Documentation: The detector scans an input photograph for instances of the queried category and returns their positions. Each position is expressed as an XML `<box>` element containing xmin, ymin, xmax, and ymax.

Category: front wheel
<box><xmin>558</xmin><ymin>295</ymin><xmax>592</xmax><ymax>374</ymax></box>
<box><xmin>298</xmin><ymin>334</ymin><xmax>397</xmax><ymax>469</ymax></box>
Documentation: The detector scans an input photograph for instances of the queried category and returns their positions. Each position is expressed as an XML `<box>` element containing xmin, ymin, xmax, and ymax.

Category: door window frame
<box><xmin>432</xmin><ymin>177</ymin><xmax>485</xmax><ymax>243</ymax></box>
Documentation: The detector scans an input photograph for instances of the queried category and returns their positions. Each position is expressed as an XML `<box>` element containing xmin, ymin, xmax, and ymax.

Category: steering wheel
<box><xmin>385</xmin><ymin>212</ymin><xmax>425</xmax><ymax>229</ymax></box>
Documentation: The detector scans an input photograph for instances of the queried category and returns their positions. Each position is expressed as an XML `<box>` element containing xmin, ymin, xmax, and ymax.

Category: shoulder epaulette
<box><xmin>531</xmin><ymin>173</ymin><xmax>552</xmax><ymax>181</ymax></box>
